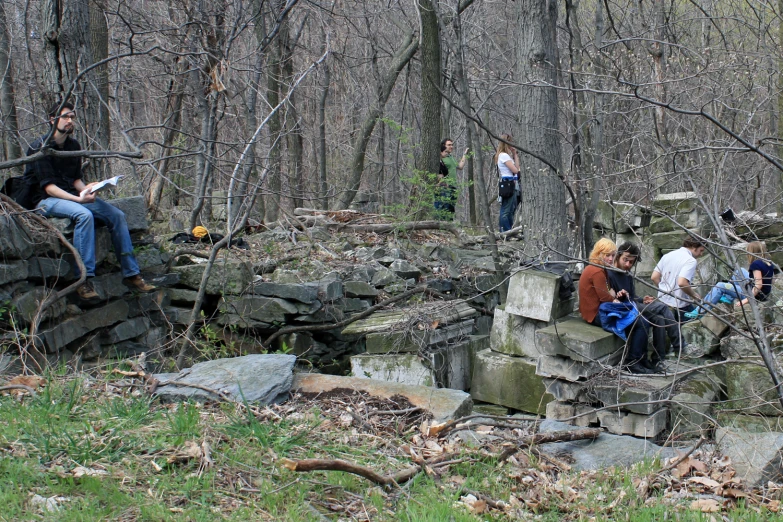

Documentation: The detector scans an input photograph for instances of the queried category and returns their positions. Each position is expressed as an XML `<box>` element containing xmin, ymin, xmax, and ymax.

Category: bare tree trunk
<box><xmin>42</xmin><ymin>0</ymin><xmax>64</xmax><ymax>104</ymax></box>
<box><xmin>333</xmin><ymin>33</ymin><xmax>418</xmax><ymax>210</ymax></box>
<box><xmin>0</xmin><ymin>3</ymin><xmax>22</xmax><ymax>169</ymax></box>
<box><xmin>317</xmin><ymin>62</ymin><xmax>329</xmax><ymax>210</ymax></box>
<box><xmin>452</xmin><ymin>6</ymin><xmax>476</xmax><ymax>224</ymax></box>
<box><xmin>416</xmin><ymin>0</ymin><xmax>441</xmax><ymax>178</ymax></box>
<box><xmin>86</xmin><ymin>0</ymin><xmax>110</xmax><ymax>178</ymax></box>
<box><xmin>516</xmin><ymin>0</ymin><xmax>568</xmax><ymax>258</ymax></box>
<box><xmin>264</xmin><ymin>17</ymin><xmax>284</xmax><ymax>222</ymax></box>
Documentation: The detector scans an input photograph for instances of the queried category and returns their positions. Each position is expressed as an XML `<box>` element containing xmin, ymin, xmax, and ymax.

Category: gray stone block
<box><xmin>716</xmin><ymin>427</ymin><xmax>783</xmax><ymax>488</ymax></box>
<box><xmin>538</xmin><ymin>420</ymin><xmax>677</xmax><ymax>470</ymax></box>
<box><xmin>545</xmin><ymin>401</ymin><xmax>598</xmax><ymax>427</ymax></box>
<box><xmin>101</xmin><ymin>317</ymin><xmax>151</xmax><ymax>344</ymax></box>
<box><xmin>389</xmin><ymin>259</ymin><xmax>421</xmax><ymax>280</ymax></box>
<box><xmin>296</xmin><ymin>304</ymin><xmax>345</xmax><ymax>323</ymax></box>
<box><xmin>594</xmin><ymin>201</ymin><xmax>639</xmax><ymax>234</ymax></box>
<box><xmin>343</xmin><ymin>281</ymin><xmax>378</xmax><ymax>298</ymax></box>
<box><xmin>308</xmin><ymin>279</ymin><xmax>343</xmax><ymax>301</ymax></box>
<box><xmin>543</xmin><ymin>378</ymin><xmax>587</xmax><ymax>403</ymax></box>
<box><xmin>505</xmin><ymin>269</ymin><xmax>573</xmax><ymax>322</ymax></box>
<box><xmin>652</xmin><ymin>192</ymin><xmax>699</xmax><ymax>214</ymax></box>
<box><xmin>0</xmin><ymin>215</ymin><xmax>33</xmax><ymax>259</ymax></box>
<box><xmin>470</xmin><ymin>349</ymin><xmax>554</xmax><ymax>414</ymax></box>
<box><xmin>134</xmin><ymin>248</ymin><xmax>164</xmax><ymax>270</ymax></box>
<box><xmin>535</xmin><ymin>319</ymin><xmax>623</xmax><ymax>362</ymax></box>
<box><xmin>12</xmin><ymin>287</ymin><xmax>67</xmax><ymax>324</ymax></box>
<box><xmin>597</xmin><ymin>408</ymin><xmax>668</xmax><ymax>438</ymax></box>
<box><xmin>371</xmin><ymin>267</ymin><xmax>402</xmax><ymax>287</ymax></box>
<box><xmin>536</xmin><ymin>351</ymin><xmax>623</xmax><ymax>382</ymax></box>
<box><xmin>428</xmin><ymin>339</ymin><xmax>476</xmax><ymax>391</ymax></box>
<box><xmin>219</xmin><ymin>295</ymin><xmax>297</xmax><ymax>324</ymax></box>
<box><xmin>680</xmin><ymin>320</ymin><xmax>721</xmax><ymax>358</ymax></box>
<box><xmin>350</xmin><ymin>354</ymin><xmax>435</xmax><ymax>386</ymax></box>
<box><xmin>27</xmin><ymin>257</ymin><xmax>71</xmax><ymax>280</ymax></box>
<box><xmin>154</xmin><ymin>354</ymin><xmax>295</xmax><ymax>405</ymax></box>
<box><xmin>251</xmin><ymin>282</ymin><xmax>319</xmax><ymax>303</ymax></box>
<box><xmin>490</xmin><ymin>305</ymin><xmax>552</xmax><ymax>358</ymax></box>
<box><xmin>91</xmin><ymin>273</ymin><xmax>128</xmax><ymax>300</ymax></box>
<box><xmin>0</xmin><ymin>260</ymin><xmax>28</xmax><ymax>286</ymax></box>
<box><xmin>169</xmin><ymin>288</ymin><xmax>199</xmax><ymax>305</ymax></box>
<box><xmin>336</xmin><ymin>297</ymin><xmax>370</xmax><ymax>313</ymax></box>
<box><xmin>106</xmin><ymin>196</ymin><xmax>148</xmax><ymax>231</ymax></box>
<box><xmin>41</xmin><ymin>299</ymin><xmax>129</xmax><ymax>352</ymax></box>
<box><xmin>127</xmin><ymin>290</ymin><xmax>170</xmax><ymax>317</ymax></box>
<box><xmin>173</xmin><ymin>260</ymin><xmax>252</xmax><ymax>295</ymax></box>
<box><xmin>725</xmin><ymin>360</ymin><xmax>783</xmax><ymax>416</ymax></box>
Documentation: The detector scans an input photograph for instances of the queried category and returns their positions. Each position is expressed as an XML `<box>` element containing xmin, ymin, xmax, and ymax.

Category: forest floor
<box><xmin>0</xmin><ymin>372</ymin><xmax>779</xmax><ymax>521</ymax></box>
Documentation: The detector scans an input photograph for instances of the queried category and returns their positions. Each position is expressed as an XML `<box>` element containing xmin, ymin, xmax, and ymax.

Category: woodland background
<box><xmin>0</xmin><ymin>0</ymin><xmax>781</xmax><ymax>257</ymax></box>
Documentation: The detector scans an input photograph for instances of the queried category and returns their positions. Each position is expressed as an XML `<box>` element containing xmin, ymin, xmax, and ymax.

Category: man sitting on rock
<box><xmin>24</xmin><ymin>101</ymin><xmax>155</xmax><ymax>300</ymax></box>
<box><xmin>607</xmin><ymin>242</ymin><xmax>685</xmax><ymax>373</ymax></box>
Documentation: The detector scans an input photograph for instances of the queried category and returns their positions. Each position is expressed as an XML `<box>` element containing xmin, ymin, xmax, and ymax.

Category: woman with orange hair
<box><xmin>579</xmin><ymin>238</ymin><xmax>652</xmax><ymax>374</ymax></box>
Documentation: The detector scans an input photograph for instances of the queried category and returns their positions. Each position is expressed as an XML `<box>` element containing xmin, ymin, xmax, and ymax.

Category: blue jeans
<box><xmin>499</xmin><ymin>192</ymin><xmax>519</xmax><ymax>232</ymax></box>
<box><xmin>37</xmin><ymin>197</ymin><xmax>140</xmax><ymax>279</ymax></box>
<box><xmin>699</xmin><ymin>268</ymin><xmax>749</xmax><ymax>314</ymax></box>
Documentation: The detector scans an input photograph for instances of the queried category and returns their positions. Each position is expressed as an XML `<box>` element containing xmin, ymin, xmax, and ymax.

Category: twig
<box><xmin>460</xmin><ymin>488</ymin><xmax>507</xmax><ymax>511</ymax></box>
<box><xmin>658</xmin><ymin>436</ymin><xmax>706</xmax><ymax>475</ymax></box>
<box><xmin>497</xmin><ymin>428</ymin><xmax>602</xmax><ymax>463</ymax></box>
<box><xmin>0</xmin><ymin>384</ymin><xmax>37</xmax><ymax>395</ymax></box>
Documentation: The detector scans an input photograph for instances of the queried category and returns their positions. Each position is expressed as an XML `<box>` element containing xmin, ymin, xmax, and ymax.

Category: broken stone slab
<box><xmin>720</xmin><ymin>334</ymin><xmax>771</xmax><ymax>359</ymax></box>
<box><xmin>649</xmin><ymin>230</ymin><xmax>698</xmax><ymax>251</ymax></box>
<box><xmin>537</xmin><ymin>420</ymin><xmax>677</xmax><ymax>470</ymax></box>
<box><xmin>169</xmin><ymin>288</ymin><xmax>200</xmax><ymax>305</ymax></box>
<box><xmin>126</xmin><ymin>290</ymin><xmax>170</xmax><ymax>318</ymax></box>
<box><xmin>715</xmin><ymin>427</ymin><xmax>783</xmax><ymax>488</ymax></box>
<box><xmin>347</xmin><ymin>266</ymin><xmax>377</xmax><ymax>283</ymax></box>
<box><xmin>0</xmin><ymin>260</ymin><xmax>28</xmax><ymax>285</ymax></box>
<box><xmin>535</xmin><ymin>319</ymin><xmax>623</xmax><ymax>362</ymax></box>
<box><xmin>341</xmin><ymin>300</ymin><xmax>477</xmax><ymax>335</ymax></box>
<box><xmin>27</xmin><ymin>257</ymin><xmax>71</xmax><ymax>280</ymax></box>
<box><xmin>717</xmin><ymin>413</ymin><xmax>783</xmax><ymax>433</ymax></box>
<box><xmin>295</xmin><ymin>304</ymin><xmax>345</xmax><ymax>323</ymax></box>
<box><xmin>543</xmin><ymin>378</ymin><xmax>588</xmax><ymax>403</ymax></box>
<box><xmin>218</xmin><ymin>295</ymin><xmax>299</xmax><ymax>324</ymax></box>
<box><xmin>275</xmin><ymin>332</ymin><xmax>317</xmax><ymax>356</ymax></box>
<box><xmin>596</xmin><ymin>408</ymin><xmax>668</xmax><ymax>438</ymax></box>
<box><xmin>699</xmin><ymin>305</ymin><xmax>731</xmax><ymax>338</ymax></box>
<box><xmin>106</xmin><ymin>196</ymin><xmax>148</xmax><ymax>231</ymax></box>
<box><xmin>724</xmin><ymin>360</ymin><xmax>783</xmax><ymax>416</ymax></box>
<box><xmin>350</xmin><ymin>354</ymin><xmax>435</xmax><ymax>387</ymax></box>
<box><xmin>291</xmin><ymin>373</ymin><xmax>472</xmax><ymax>422</ymax></box>
<box><xmin>648</xmin><ymin>209</ymin><xmax>702</xmax><ymax>234</ymax></box>
<box><xmin>365</xmin><ymin>320</ymin><xmax>475</xmax><ymax>354</ymax></box>
<box><xmin>343</xmin><ymin>281</ymin><xmax>378</xmax><ymax>298</ymax></box>
<box><xmin>680</xmin><ymin>320</ymin><xmax>721</xmax><ymax>358</ymax></box>
<box><xmin>41</xmin><ymin>299</ymin><xmax>130</xmax><ymax>352</ymax></box>
<box><xmin>154</xmin><ymin>354</ymin><xmax>296</xmax><ymax>405</ymax></box>
<box><xmin>536</xmin><ymin>351</ymin><xmax>623</xmax><ymax>382</ymax></box>
<box><xmin>470</xmin><ymin>349</ymin><xmax>554</xmax><ymax>415</ymax></box>
<box><xmin>336</xmin><ymin>297</ymin><xmax>371</xmax><ymax>313</ymax></box>
<box><xmin>172</xmin><ymin>260</ymin><xmax>252</xmax><ymax>295</ymax></box>
<box><xmin>545</xmin><ymin>401</ymin><xmax>598</xmax><ymax>428</ymax></box>
<box><xmin>489</xmin><ymin>305</ymin><xmax>552</xmax><ymax>358</ymax></box>
<box><xmin>652</xmin><ymin>192</ymin><xmax>699</xmax><ymax>215</ymax></box>
<box><xmin>213</xmin><ymin>312</ymin><xmax>270</xmax><ymax>330</ymax></box>
<box><xmin>91</xmin><ymin>273</ymin><xmax>129</xmax><ymax>300</ymax></box>
<box><xmin>134</xmin><ymin>248</ymin><xmax>165</xmax><ymax>271</ymax></box>
<box><xmin>389</xmin><ymin>259</ymin><xmax>421</xmax><ymax>280</ymax></box>
<box><xmin>505</xmin><ymin>269</ymin><xmax>574</xmax><ymax>322</ymax></box>
<box><xmin>100</xmin><ymin>317</ymin><xmax>151</xmax><ymax>344</ymax></box>
<box><xmin>371</xmin><ymin>267</ymin><xmax>403</xmax><ymax>287</ymax></box>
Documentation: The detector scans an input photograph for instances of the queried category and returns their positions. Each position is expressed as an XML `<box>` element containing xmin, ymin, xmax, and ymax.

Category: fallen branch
<box><xmin>0</xmin><ymin>384</ymin><xmax>37</xmax><ymax>396</ymax></box>
<box><xmin>435</xmin><ymin>413</ymin><xmax>540</xmax><ymax>438</ymax></box>
<box><xmin>497</xmin><ymin>428</ymin><xmax>602</xmax><ymax>463</ymax></box>
<box><xmin>325</xmin><ymin>220</ymin><xmax>468</xmax><ymax>243</ymax></box>
<box><xmin>658</xmin><ymin>436</ymin><xmax>706</xmax><ymax>475</ymax></box>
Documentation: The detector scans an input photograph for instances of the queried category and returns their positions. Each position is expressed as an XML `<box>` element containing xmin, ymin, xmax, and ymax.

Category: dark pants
<box><xmin>638</xmin><ymin>300</ymin><xmax>684</xmax><ymax>361</ymax></box>
<box><xmin>591</xmin><ymin>314</ymin><xmax>648</xmax><ymax>364</ymax></box>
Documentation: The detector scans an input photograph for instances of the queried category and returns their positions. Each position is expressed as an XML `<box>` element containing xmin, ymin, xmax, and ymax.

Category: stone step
<box><xmin>535</xmin><ymin>319</ymin><xmax>623</xmax><ymax>362</ymax></box>
<box><xmin>470</xmin><ymin>349</ymin><xmax>554</xmax><ymax>414</ymax></box>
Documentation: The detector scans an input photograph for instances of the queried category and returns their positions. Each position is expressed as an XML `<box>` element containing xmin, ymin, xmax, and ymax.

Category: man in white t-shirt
<box><xmin>651</xmin><ymin>236</ymin><xmax>707</xmax><ymax>321</ymax></box>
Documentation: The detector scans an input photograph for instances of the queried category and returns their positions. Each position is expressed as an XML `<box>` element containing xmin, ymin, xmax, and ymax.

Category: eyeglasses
<box><xmin>59</xmin><ymin>113</ymin><xmax>77</xmax><ymax>121</ymax></box>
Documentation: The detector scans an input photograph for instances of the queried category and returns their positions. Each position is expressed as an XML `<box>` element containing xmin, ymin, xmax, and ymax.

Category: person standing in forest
<box><xmin>495</xmin><ymin>134</ymin><xmax>520</xmax><ymax>232</ymax></box>
<box><xmin>24</xmin><ymin>101</ymin><xmax>156</xmax><ymax>300</ymax></box>
<box><xmin>434</xmin><ymin>138</ymin><xmax>466</xmax><ymax>219</ymax></box>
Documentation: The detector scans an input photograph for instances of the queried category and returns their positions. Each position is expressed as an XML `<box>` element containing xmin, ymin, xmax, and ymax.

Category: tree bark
<box><xmin>0</xmin><ymin>3</ymin><xmax>22</xmax><ymax>169</ymax></box>
<box><xmin>317</xmin><ymin>61</ymin><xmax>329</xmax><ymax>209</ymax></box>
<box><xmin>416</xmin><ymin>0</ymin><xmax>442</xmax><ymax>178</ymax></box>
<box><xmin>264</xmin><ymin>2</ymin><xmax>285</xmax><ymax>223</ymax></box>
<box><xmin>516</xmin><ymin>0</ymin><xmax>568</xmax><ymax>259</ymax></box>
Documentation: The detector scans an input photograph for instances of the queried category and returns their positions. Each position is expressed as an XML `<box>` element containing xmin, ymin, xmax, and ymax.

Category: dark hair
<box><xmin>617</xmin><ymin>241</ymin><xmax>641</xmax><ymax>261</ymax></box>
<box><xmin>48</xmin><ymin>100</ymin><xmax>75</xmax><ymax>120</ymax></box>
<box><xmin>682</xmin><ymin>235</ymin><xmax>706</xmax><ymax>249</ymax></box>
<box><xmin>440</xmin><ymin>138</ymin><xmax>452</xmax><ymax>152</ymax></box>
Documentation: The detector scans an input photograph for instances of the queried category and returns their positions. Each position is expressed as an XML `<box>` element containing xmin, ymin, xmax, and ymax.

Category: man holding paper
<box><xmin>24</xmin><ymin>101</ymin><xmax>155</xmax><ymax>299</ymax></box>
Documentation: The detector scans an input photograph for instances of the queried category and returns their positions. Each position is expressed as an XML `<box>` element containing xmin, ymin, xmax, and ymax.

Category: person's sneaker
<box><xmin>76</xmin><ymin>280</ymin><xmax>99</xmax><ymax>300</ymax></box>
<box><xmin>122</xmin><ymin>275</ymin><xmax>156</xmax><ymax>293</ymax></box>
<box><xmin>683</xmin><ymin>309</ymin><xmax>701</xmax><ymax>320</ymax></box>
<box><xmin>627</xmin><ymin>363</ymin><xmax>654</xmax><ymax>375</ymax></box>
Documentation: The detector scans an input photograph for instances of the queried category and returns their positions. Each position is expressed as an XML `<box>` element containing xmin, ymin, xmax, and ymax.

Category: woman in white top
<box><xmin>495</xmin><ymin>133</ymin><xmax>521</xmax><ymax>232</ymax></box>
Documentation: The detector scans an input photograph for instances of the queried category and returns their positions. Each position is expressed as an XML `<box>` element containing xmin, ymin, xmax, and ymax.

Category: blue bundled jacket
<box><xmin>598</xmin><ymin>302</ymin><xmax>640</xmax><ymax>340</ymax></box>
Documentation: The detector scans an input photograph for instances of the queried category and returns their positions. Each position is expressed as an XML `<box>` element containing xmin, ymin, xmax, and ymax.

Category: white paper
<box><xmin>83</xmin><ymin>175</ymin><xmax>124</xmax><ymax>196</ymax></box>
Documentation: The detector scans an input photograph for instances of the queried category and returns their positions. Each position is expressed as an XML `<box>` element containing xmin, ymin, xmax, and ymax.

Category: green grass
<box><xmin>1</xmin><ymin>375</ymin><xmax>780</xmax><ymax>521</ymax></box>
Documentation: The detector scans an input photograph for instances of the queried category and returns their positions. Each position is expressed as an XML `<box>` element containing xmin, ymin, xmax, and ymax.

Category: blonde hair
<box><xmin>493</xmin><ymin>134</ymin><xmax>514</xmax><ymax>166</ymax></box>
<box><xmin>589</xmin><ymin>238</ymin><xmax>617</xmax><ymax>265</ymax></box>
<box><xmin>747</xmin><ymin>241</ymin><xmax>771</xmax><ymax>264</ymax></box>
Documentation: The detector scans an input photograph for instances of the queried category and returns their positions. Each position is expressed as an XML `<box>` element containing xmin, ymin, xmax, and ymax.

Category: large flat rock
<box><xmin>716</xmin><ymin>427</ymin><xmax>783</xmax><ymax>488</ymax></box>
<box><xmin>291</xmin><ymin>373</ymin><xmax>472</xmax><ymax>422</ymax></box>
<box><xmin>154</xmin><ymin>354</ymin><xmax>296</xmax><ymax>405</ymax></box>
<box><xmin>535</xmin><ymin>319</ymin><xmax>622</xmax><ymax>362</ymax></box>
<box><xmin>342</xmin><ymin>300</ymin><xmax>476</xmax><ymax>335</ymax></box>
<box><xmin>471</xmin><ymin>349</ymin><xmax>554</xmax><ymax>414</ymax></box>
<box><xmin>350</xmin><ymin>354</ymin><xmax>436</xmax><ymax>386</ymax></box>
<box><xmin>172</xmin><ymin>260</ymin><xmax>253</xmax><ymax>295</ymax></box>
<box><xmin>537</xmin><ymin>420</ymin><xmax>677</xmax><ymax>470</ymax></box>
<box><xmin>536</xmin><ymin>351</ymin><xmax>623</xmax><ymax>382</ymax></box>
<box><xmin>365</xmin><ymin>320</ymin><xmax>474</xmax><ymax>354</ymax></box>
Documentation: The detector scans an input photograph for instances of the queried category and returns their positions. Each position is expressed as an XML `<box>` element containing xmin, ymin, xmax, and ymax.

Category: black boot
<box><xmin>628</xmin><ymin>362</ymin><xmax>654</xmax><ymax>375</ymax></box>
